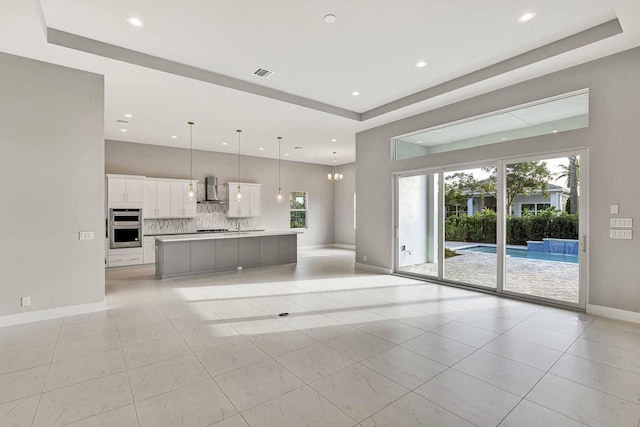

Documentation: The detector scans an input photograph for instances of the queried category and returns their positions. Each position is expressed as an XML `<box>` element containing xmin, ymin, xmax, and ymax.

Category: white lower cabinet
<box><xmin>143</xmin><ymin>236</ymin><xmax>157</xmax><ymax>264</ymax></box>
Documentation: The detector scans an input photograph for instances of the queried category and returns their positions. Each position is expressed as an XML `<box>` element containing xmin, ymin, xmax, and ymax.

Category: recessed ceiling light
<box><xmin>222</xmin><ymin>142</ymin><xmax>228</xmax><ymax>146</ymax></box>
<box><xmin>259</xmin><ymin>147</ymin><xmax>264</xmax><ymax>150</ymax></box>
<box><xmin>416</xmin><ymin>140</ymin><xmax>424</xmax><ymax>144</ymax></box>
<box><xmin>552</xmin><ymin>130</ymin><xmax>558</xmax><ymax>133</ymax></box>
<box><xmin>352</xmin><ymin>91</ymin><xmax>360</xmax><ymax>96</ymax></box>
<box><xmin>127</xmin><ymin>17</ymin><xmax>144</xmax><ymax>27</ymax></box>
<box><xmin>171</xmin><ymin>135</ymin><xmax>178</xmax><ymax>139</ymax></box>
<box><xmin>284</xmin><ymin>153</ymin><xmax>290</xmax><ymax>157</ymax></box>
<box><xmin>124</xmin><ymin>113</ymin><xmax>133</xmax><ymax>118</ymax></box>
<box><xmin>433</xmin><ymin>129</ymin><xmax>442</xmax><ymax>133</ymax></box>
<box><xmin>502</xmin><ymin>137</ymin><xmax>507</xmax><ymax>141</ymax></box>
<box><xmin>517</xmin><ymin>12</ymin><xmax>536</xmax><ymax>23</ymax></box>
<box><xmin>331</xmin><ymin>139</ymin><xmax>337</xmax><ymax>142</ymax></box>
<box><xmin>120</xmin><ymin>129</ymin><xmax>128</xmax><ymax>132</ymax></box>
<box><xmin>324</xmin><ymin>14</ymin><xmax>336</xmax><ymax>24</ymax></box>
<box><xmin>415</xmin><ymin>60</ymin><xmax>427</xmax><ymax>68</ymax></box>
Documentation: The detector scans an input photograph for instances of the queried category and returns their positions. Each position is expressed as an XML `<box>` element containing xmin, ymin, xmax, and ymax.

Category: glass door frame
<box><xmin>393</xmin><ymin>149</ymin><xmax>588</xmax><ymax>310</ymax></box>
<box><xmin>497</xmin><ymin>149</ymin><xmax>589</xmax><ymax>309</ymax></box>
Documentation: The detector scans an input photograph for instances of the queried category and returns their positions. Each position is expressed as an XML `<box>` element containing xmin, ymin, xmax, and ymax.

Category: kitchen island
<box><xmin>154</xmin><ymin>231</ymin><xmax>298</xmax><ymax>279</ymax></box>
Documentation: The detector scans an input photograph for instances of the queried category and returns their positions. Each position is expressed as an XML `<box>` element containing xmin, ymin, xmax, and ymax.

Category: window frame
<box><xmin>289</xmin><ymin>191</ymin><xmax>308</xmax><ymax>229</ymax></box>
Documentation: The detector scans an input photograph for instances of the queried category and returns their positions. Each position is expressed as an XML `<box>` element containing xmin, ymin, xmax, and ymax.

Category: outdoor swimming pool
<box><xmin>462</xmin><ymin>245</ymin><xmax>579</xmax><ymax>264</ymax></box>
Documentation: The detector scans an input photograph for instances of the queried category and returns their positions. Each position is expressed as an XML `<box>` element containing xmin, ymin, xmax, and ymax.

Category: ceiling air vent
<box><xmin>252</xmin><ymin>67</ymin><xmax>274</xmax><ymax>78</ymax></box>
<box><xmin>116</xmin><ymin>119</ymin><xmax>130</xmax><ymax>124</ymax></box>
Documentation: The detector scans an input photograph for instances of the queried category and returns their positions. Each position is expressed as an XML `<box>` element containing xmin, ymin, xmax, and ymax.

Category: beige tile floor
<box><xmin>1</xmin><ymin>248</ymin><xmax>640</xmax><ymax>426</ymax></box>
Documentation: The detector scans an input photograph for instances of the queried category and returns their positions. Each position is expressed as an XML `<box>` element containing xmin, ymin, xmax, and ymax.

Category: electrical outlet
<box><xmin>79</xmin><ymin>231</ymin><xmax>94</xmax><ymax>240</ymax></box>
<box><xmin>610</xmin><ymin>204</ymin><xmax>619</xmax><ymax>214</ymax></box>
<box><xmin>21</xmin><ymin>296</ymin><xmax>30</xmax><ymax>307</ymax></box>
<box><xmin>363</xmin><ymin>255</ymin><xmax>367</xmax><ymax>261</ymax></box>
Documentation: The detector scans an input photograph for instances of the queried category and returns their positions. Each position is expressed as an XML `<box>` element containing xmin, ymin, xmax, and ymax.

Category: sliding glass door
<box><xmin>502</xmin><ymin>154</ymin><xmax>584</xmax><ymax>306</ymax></box>
<box><xmin>443</xmin><ymin>165</ymin><xmax>497</xmax><ymax>288</ymax></box>
<box><xmin>394</xmin><ymin>150</ymin><xmax>587</xmax><ymax>309</ymax></box>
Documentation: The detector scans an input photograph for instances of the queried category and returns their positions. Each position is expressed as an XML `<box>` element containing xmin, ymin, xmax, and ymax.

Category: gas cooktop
<box><xmin>196</xmin><ymin>229</ymin><xmax>230</xmax><ymax>233</ymax></box>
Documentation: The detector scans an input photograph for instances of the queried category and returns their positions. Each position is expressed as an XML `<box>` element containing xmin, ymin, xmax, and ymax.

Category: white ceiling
<box><xmin>1</xmin><ymin>0</ymin><xmax>639</xmax><ymax>165</ymax></box>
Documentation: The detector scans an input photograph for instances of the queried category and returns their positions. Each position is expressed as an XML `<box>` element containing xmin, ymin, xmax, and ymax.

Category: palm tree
<box><xmin>556</xmin><ymin>157</ymin><xmax>579</xmax><ymax>214</ymax></box>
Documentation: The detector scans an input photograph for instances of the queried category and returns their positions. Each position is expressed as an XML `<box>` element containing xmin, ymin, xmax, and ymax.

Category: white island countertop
<box><xmin>155</xmin><ymin>230</ymin><xmax>301</xmax><ymax>243</ymax></box>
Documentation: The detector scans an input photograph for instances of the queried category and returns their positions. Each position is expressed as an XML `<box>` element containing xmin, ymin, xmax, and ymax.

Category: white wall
<box><xmin>333</xmin><ymin>162</ymin><xmax>356</xmax><ymax>247</ymax></box>
<box><xmin>0</xmin><ymin>53</ymin><xmax>105</xmax><ymax>316</ymax></box>
<box><xmin>106</xmin><ymin>140</ymin><xmax>336</xmax><ymax>247</ymax></box>
<box><xmin>398</xmin><ymin>175</ymin><xmax>427</xmax><ymax>267</ymax></box>
<box><xmin>356</xmin><ymin>47</ymin><xmax>640</xmax><ymax>314</ymax></box>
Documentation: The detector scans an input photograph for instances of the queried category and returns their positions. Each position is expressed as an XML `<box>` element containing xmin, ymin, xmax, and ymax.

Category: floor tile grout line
<box><xmin>206</xmin><ymin>305</ymin><xmax>381</xmax><ymax>424</ymax></box>
<box><xmin>114</xmin><ymin>322</ymin><xmax>141</xmax><ymax>427</ymax></box>
<box><xmin>495</xmin><ymin>319</ymin><xmax>591</xmax><ymax>426</ymax></box>
<box><xmin>29</xmin><ymin>318</ymin><xmax>63</xmax><ymax>427</ymax></box>
<box><xmin>161</xmin><ymin>304</ymin><xmax>248</xmax><ymax>425</ymax></box>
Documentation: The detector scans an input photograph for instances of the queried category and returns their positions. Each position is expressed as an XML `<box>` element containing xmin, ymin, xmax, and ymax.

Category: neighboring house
<box><xmin>446</xmin><ymin>184</ymin><xmax>570</xmax><ymax>217</ymax></box>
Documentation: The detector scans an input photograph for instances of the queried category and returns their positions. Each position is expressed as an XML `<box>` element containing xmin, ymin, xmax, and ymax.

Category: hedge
<box><xmin>445</xmin><ymin>213</ymin><xmax>579</xmax><ymax>246</ymax></box>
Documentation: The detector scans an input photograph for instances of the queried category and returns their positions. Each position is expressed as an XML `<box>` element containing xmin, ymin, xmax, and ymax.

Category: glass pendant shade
<box><xmin>235</xmin><ymin>185</ymin><xmax>242</xmax><ymax>201</ymax></box>
<box><xmin>275</xmin><ymin>188</ymin><xmax>283</xmax><ymax>203</ymax></box>
<box><xmin>187</xmin><ymin>183</ymin><xmax>195</xmax><ymax>202</ymax></box>
<box><xmin>327</xmin><ymin>151</ymin><xmax>343</xmax><ymax>182</ymax></box>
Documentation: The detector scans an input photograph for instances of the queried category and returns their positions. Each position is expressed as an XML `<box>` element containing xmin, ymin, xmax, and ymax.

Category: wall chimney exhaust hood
<box><xmin>205</xmin><ymin>176</ymin><xmax>223</xmax><ymax>202</ymax></box>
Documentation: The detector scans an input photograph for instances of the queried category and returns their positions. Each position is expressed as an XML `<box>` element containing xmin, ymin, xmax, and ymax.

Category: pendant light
<box><xmin>235</xmin><ymin>129</ymin><xmax>242</xmax><ymax>202</ymax></box>
<box><xmin>328</xmin><ymin>151</ymin><xmax>344</xmax><ymax>182</ymax></box>
<box><xmin>187</xmin><ymin>121</ymin><xmax>195</xmax><ymax>201</ymax></box>
<box><xmin>275</xmin><ymin>136</ymin><xmax>283</xmax><ymax>203</ymax></box>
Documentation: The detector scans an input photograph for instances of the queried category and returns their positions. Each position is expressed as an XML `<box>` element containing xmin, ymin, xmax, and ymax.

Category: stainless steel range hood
<box><xmin>205</xmin><ymin>176</ymin><xmax>220</xmax><ymax>202</ymax></box>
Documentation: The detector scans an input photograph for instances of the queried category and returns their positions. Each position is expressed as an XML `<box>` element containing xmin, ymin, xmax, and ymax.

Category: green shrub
<box><xmin>445</xmin><ymin>210</ymin><xmax>578</xmax><ymax>245</ymax></box>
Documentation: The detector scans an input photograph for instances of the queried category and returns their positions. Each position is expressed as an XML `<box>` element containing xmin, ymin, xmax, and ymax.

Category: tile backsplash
<box><xmin>144</xmin><ymin>203</ymin><xmax>258</xmax><ymax>235</ymax></box>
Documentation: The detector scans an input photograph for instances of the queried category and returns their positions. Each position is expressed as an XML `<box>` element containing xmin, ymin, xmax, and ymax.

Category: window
<box><xmin>290</xmin><ymin>192</ymin><xmax>307</xmax><ymax>228</ymax></box>
<box><xmin>522</xmin><ymin>203</ymin><xmax>552</xmax><ymax>215</ymax></box>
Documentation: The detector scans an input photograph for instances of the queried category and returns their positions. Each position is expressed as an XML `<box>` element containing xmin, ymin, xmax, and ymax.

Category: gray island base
<box><xmin>155</xmin><ymin>231</ymin><xmax>298</xmax><ymax>279</ymax></box>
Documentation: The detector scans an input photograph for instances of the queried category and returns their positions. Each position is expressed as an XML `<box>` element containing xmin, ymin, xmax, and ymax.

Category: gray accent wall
<box><xmin>356</xmin><ymin>47</ymin><xmax>640</xmax><ymax>314</ymax></box>
<box><xmin>105</xmin><ymin>140</ymin><xmax>336</xmax><ymax>247</ymax></box>
<box><xmin>333</xmin><ymin>163</ymin><xmax>356</xmax><ymax>247</ymax></box>
<box><xmin>0</xmin><ymin>52</ymin><xmax>105</xmax><ymax>316</ymax></box>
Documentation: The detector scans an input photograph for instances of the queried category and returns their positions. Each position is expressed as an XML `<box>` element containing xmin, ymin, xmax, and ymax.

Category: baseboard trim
<box><xmin>299</xmin><ymin>244</ymin><xmax>334</xmax><ymax>250</ymax></box>
<box><xmin>355</xmin><ymin>262</ymin><xmax>393</xmax><ymax>274</ymax></box>
<box><xmin>332</xmin><ymin>244</ymin><xmax>356</xmax><ymax>250</ymax></box>
<box><xmin>0</xmin><ymin>300</ymin><xmax>107</xmax><ymax>328</ymax></box>
<box><xmin>587</xmin><ymin>304</ymin><xmax>640</xmax><ymax>324</ymax></box>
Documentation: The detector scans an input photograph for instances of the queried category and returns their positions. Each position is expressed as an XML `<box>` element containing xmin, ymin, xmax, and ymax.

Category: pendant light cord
<box><xmin>278</xmin><ymin>137</ymin><xmax>282</xmax><ymax>189</ymax></box>
<box><xmin>188</xmin><ymin>122</ymin><xmax>194</xmax><ymax>181</ymax></box>
<box><xmin>237</xmin><ymin>130</ymin><xmax>241</xmax><ymax>183</ymax></box>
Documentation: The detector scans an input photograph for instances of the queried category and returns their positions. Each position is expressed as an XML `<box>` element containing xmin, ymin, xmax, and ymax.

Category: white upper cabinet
<box><xmin>139</xmin><ymin>177</ymin><xmax>197</xmax><ymax>219</ymax></box>
<box><xmin>249</xmin><ymin>185</ymin><xmax>261</xmax><ymax>217</ymax></box>
<box><xmin>143</xmin><ymin>180</ymin><xmax>158</xmax><ymax>218</ymax></box>
<box><xmin>227</xmin><ymin>182</ymin><xmax>261</xmax><ymax>218</ymax></box>
<box><xmin>170</xmin><ymin>181</ymin><xmax>197</xmax><ymax>218</ymax></box>
<box><xmin>107</xmin><ymin>175</ymin><xmax>144</xmax><ymax>204</ymax></box>
<box><xmin>157</xmin><ymin>181</ymin><xmax>172</xmax><ymax>217</ymax></box>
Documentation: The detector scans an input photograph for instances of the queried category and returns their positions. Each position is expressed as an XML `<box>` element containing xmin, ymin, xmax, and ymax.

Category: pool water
<box><xmin>462</xmin><ymin>245</ymin><xmax>579</xmax><ymax>264</ymax></box>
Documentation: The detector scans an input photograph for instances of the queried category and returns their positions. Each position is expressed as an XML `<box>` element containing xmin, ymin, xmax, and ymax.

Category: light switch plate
<box><xmin>21</xmin><ymin>296</ymin><xmax>30</xmax><ymax>307</ymax></box>
<box><xmin>610</xmin><ymin>218</ymin><xmax>632</xmax><ymax>228</ymax></box>
<box><xmin>610</xmin><ymin>204</ymin><xmax>619</xmax><ymax>214</ymax></box>
<box><xmin>79</xmin><ymin>231</ymin><xmax>95</xmax><ymax>240</ymax></box>
<box><xmin>610</xmin><ymin>229</ymin><xmax>632</xmax><ymax>239</ymax></box>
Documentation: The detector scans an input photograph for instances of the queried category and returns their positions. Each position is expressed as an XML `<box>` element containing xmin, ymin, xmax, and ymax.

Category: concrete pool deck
<box><xmin>401</xmin><ymin>242</ymin><xmax>579</xmax><ymax>304</ymax></box>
